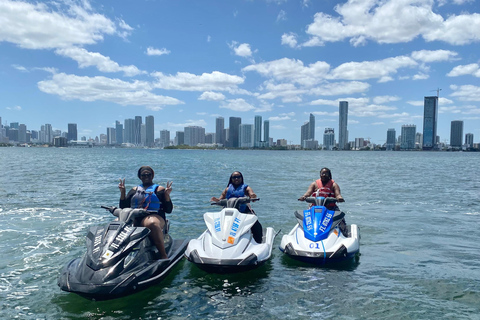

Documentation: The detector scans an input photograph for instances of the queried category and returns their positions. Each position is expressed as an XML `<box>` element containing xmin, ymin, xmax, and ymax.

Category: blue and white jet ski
<box><xmin>58</xmin><ymin>206</ymin><xmax>189</xmax><ymax>300</ymax></box>
<box><xmin>279</xmin><ymin>197</ymin><xmax>360</xmax><ymax>264</ymax></box>
<box><xmin>185</xmin><ymin>197</ymin><xmax>277</xmax><ymax>273</ymax></box>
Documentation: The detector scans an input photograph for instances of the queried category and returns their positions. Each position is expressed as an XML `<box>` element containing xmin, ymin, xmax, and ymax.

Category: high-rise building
<box><xmin>401</xmin><ymin>125</ymin><xmax>416</xmax><ymax>150</ymax></box>
<box><xmin>115</xmin><ymin>121</ymin><xmax>123</xmax><ymax>145</ymax></box>
<box><xmin>323</xmin><ymin>128</ymin><xmax>335</xmax><ymax>150</ymax></box>
<box><xmin>159</xmin><ymin>130</ymin><xmax>170</xmax><ymax>148</ymax></box>
<box><xmin>228</xmin><ymin>117</ymin><xmax>241</xmax><ymax>148</ymax></box>
<box><xmin>106</xmin><ymin>127</ymin><xmax>116</xmax><ymax>145</ymax></box>
<box><xmin>301</xmin><ymin>114</ymin><xmax>315</xmax><ymax>148</ymax></box>
<box><xmin>465</xmin><ymin>133</ymin><xmax>474</xmax><ymax>148</ymax></box>
<box><xmin>339</xmin><ymin>101</ymin><xmax>348</xmax><ymax>150</ymax></box>
<box><xmin>355</xmin><ymin>137</ymin><xmax>364</xmax><ymax>150</ymax></box>
<box><xmin>124</xmin><ymin>118</ymin><xmax>135</xmax><ymax>144</ymax></box>
<box><xmin>423</xmin><ymin>96</ymin><xmax>438</xmax><ymax>150</ymax></box>
<box><xmin>263</xmin><ymin>120</ymin><xmax>270</xmax><ymax>147</ymax></box>
<box><xmin>254</xmin><ymin>115</ymin><xmax>262</xmax><ymax>147</ymax></box>
<box><xmin>386</xmin><ymin>128</ymin><xmax>396</xmax><ymax>150</ymax></box>
<box><xmin>18</xmin><ymin>124</ymin><xmax>27</xmax><ymax>143</ymax></box>
<box><xmin>134</xmin><ymin>116</ymin><xmax>142</xmax><ymax>145</ymax></box>
<box><xmin>185</xmin><ymin>126</ymin><xmax>205</xmax><ymax>146</ymax></box>
<box><xmin>239</xmin><ymin>124</ymin><xmax>254</xmax><ymax>148</ymax></box>
<box><xmin>67</xmin><ymin>123</ymin><xmax>77</xmax><ymax>142</ymax></box>
<box><xmin>415</xmin><ymin>132</ymin><xmax>423</xmax><ymax>149</ymax></box>
<box><xmin>44</xmin><ymin>124</ymin><xmax>53</xmax><ymax>144</ymax></box>
<box><xmin>215</xmin><ymin>117</ymin><xmax>225</xmax><ymax>146</ymax></box>
<box><xmin>175</xmin><ymin>131</ymin><xmax>184</xmax><ymax>146</ymax></box>
<box><xmin>450</xmin><ymin>120</ymin><xmax>463</xmax><ymax>148</ymax></box>
<box><xmin>145</xmin><ymin>115</ymin><xmax>155</xmax><ymax>147</ymax></box>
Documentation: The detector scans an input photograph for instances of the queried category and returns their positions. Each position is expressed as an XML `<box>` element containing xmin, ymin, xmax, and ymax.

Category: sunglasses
<box><xmin>141</xmin><ymin>173</ymin><xmax>152</xmax><ymax>177</ymax></box>
<box><xmin>232</xmin><ymin>175</ymin><xmax>242</xmax><ymax>179</ymax></box>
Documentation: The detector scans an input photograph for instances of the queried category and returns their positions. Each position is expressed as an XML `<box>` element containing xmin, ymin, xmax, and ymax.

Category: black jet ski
<box><xmin>58</xmin><ymin>206</ymin><xmax>189</xmax><ymax>300</ymax></box>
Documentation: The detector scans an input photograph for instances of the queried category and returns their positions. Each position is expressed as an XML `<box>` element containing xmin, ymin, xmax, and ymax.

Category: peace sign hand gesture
<box><xmin>165</xmin><ymin>181</ymin><xmax>173</xmax><ymax>197</ymax></box>
<box><xmin>118</xmin><ymin>178</ymin><xmax>126</xmax><ymax>199</ymax></box>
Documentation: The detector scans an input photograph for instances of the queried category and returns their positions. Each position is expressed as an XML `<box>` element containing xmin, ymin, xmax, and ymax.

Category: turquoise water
<box><xmin>0</xmin><ymin>148</ymin><xmax>479</xmax><ymax>319</ymax></box>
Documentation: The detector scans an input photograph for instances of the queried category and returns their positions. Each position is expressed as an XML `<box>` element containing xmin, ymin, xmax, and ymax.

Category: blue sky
<box><xmin>1</xmin><ymin>0</ymin><xmax>479</xmax><ymax>145</ymax></box>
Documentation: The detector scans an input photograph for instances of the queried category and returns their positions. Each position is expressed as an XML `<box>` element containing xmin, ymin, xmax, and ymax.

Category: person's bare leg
<box><xmin>141</xmin><ymin>215</ymin><xmax>168</xmax><ymax>259</ymax></box>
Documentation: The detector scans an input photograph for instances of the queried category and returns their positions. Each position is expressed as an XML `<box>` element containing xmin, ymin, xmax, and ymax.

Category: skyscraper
<box><xmin>301</xmin><ymin>114</ymin><xmax>315</xmax><ymax>148</ymax></box>
<box><xmin>254</xmin><ymin>115</ymin><xmax>262</xmax><ymax>147</ymax></box>
<box><xmin>115</xmin><ymin>121</ymin><xmax>123</xmax><ymax>145</ymax></box>
<box><xmin>215</xmin><ymin>117</ymin><xmax>225</xmax><ymax>145</ymax></box>
<box><xmin>134</xmin><ymin>116</ymin><xmax>142</xmax><ymax>145</ymax></box>
<box><xmin>450</xmin><ymin>120</ymin><xmax>463</xmax><ymax>148</ymax></box>
<box><xmin>339</xmin><ymin>101</ymin><xmax>348</xmax><ymax>150</ymax></box>
<box><xmin>309</xmin><ymin>113</ymin><xmax>315</xmax><ymax>140</ymax></box>
<box><xmin>184</xmin><ymin>126</ymin><xmax>205</xmax><ymax>146</ymax></box>
<box><xmin>423</xmin><ymin>96</ymin><xmax>438</xmax><ymax>150</ymax></box>
<box><xmin>401</xmin><ymin>125</ymin><xmax>416</xmax><ymax>150</ymax></box>
<box><xmin>465</xmin><ymin>133</ymin><xmax>474</xmax><ymax>148</ymax></box>
<box><xmin>239</xmin><ymin>124</ymin><xmax>254</xmax><ymax>148</ymax></box>
<box><xmin>145</xmin><ymin>115</ymin><xmax>155</xmax><ymax>147</ymax></box>
<box><xmin>323</xmin><ymin>128</ymin><xmax>335</xmax><ymax>150</ymax></box>
<box><xmin>124</xmin><ymin>118</ymin><xmax>134</xmax><ymax>144</ymax></box>
<box><xmin>106</xmin><ymin>127</ymin><xmax>116</xmax><ymax>145</ymax></box>
<box><xmin>263</xmin><ymin>120</ymin><xmax>270</xmax><ymax>147</ymax></box>
<box><xmin>159</xmin><ymin>129</ymin><xmax>170</xmax><ymax>148</ymax></box>
<box><xmin>67</xmin><ymin>123</ymin><xmax>77</xmax><ymax>142</ymax></box>
<box><xmin>175</xmin><ymin>131</ymin><xmax>184</xmax><ymax>146</ymax></box>
<box><xmin>386</xmin><ymin>128</ymin><xmax>396</xmax><ymax>150</ymax></box>
<box><xmin>228</xmin><ymin>117</ymin><xmax>241</xmax><ymax>148</ymax></box>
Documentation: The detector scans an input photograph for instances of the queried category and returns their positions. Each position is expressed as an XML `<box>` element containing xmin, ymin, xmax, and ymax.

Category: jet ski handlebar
<box><xmin>101</xmin><ymin>206</ymin><xmax>156</xmax><ymax>223</ymax></box>
<box><xmin>211</xmin><ymin>197</ymin><xmax>260</xmax><ymax>209</ymax></box>
<box><xmin>305</xmin><ymin>197</ymin><xmax>338</xmax><ymax>207</ymax></box>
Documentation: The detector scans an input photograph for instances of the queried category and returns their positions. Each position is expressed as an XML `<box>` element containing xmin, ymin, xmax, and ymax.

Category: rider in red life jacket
<box><xmin>298</xmin><ymin>167</ymin><xmax>345</xmax><ymax>208</ymax></box>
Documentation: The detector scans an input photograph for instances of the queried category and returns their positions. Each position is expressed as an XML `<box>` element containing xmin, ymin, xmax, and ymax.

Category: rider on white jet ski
<box><xmin>211</xmin><ymin>171</ymin><xmax>263</xmax><ymax>243</ymax></box>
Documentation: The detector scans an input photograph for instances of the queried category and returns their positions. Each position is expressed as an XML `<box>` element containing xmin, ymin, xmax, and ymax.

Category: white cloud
<box><xmin>152</xmin><ymin>71</ymin><xmax>245</xmax><ymax>92</ymax></box>
<box><xmin>310</xmin><ymin>81</ymin><xmax>370</xmax><ymax>96</ymax></box>
<box><xmin>220</xmin><ymin>98</ymin><xmax>255</xmax><ymax>112</ymax></box>
<box><xmin>303</xmin><ymin>0</ymin><xmax>480</xmax><ymax>46</ymax></box>
<box><xmin>230</xmin><ymin>42</ymin><xmax>253</xmax><ymax>58</ymax></box>
<box><xmin>277</xmin><ymin>10</ymin><xmax>287</xmax><ymax>22</ymax></box>
<box><xmin>6</xmin><ymin>105</ymin><xmax>22</xmax><ymax>111</ymax></box>
<box><xmin>0</xmin><ymin>0</ymin><xmax>122</xmax><ymax>50</ymax></box>
<box><xmin>55</xmin><ymin>47</ymin><xmax>144</xmax><ymax>76</ymax></box>
<box><xmin>38</xmin><ymin>73</ymin><xmax>183</xmax><ymax>108</ymax></box>
<box><xmin>146</xmin><ymin>47</ymin><xmax>171</xmax><ymax>56</ymax></box>
<box><xmin>373</xmin><ymin>96</ymin><xmax>401</xmax><ymax>104</ymax></box>
<box><xmin>281</xmin><ymin>33</ymin><xmax>298</xmax><ymax>48</ymax></box>
<box><xmin>167</xmin><ymin>119</ymin><xmax>208</xmax><ymax>128</ymax></box>
<box><xmin>450</xmin><ymin>84</ymin><xmax>480</xmax><ymax>101</ymax></box>
<box><xmin>411</xmin><ymin>50</ymin><xmax>458</xmax><ymax>63</ymax></box>
<box><xmin>447</xmin><ymin>63</ymin><xmax>480</xmax><ymax>77</ymax></box>
<box><xmin>412</xmin><ymin>73</ymin><xmax>429</xmax><ymax>80</ymax></box>
<box><xmin>12</xmin><ymin>64</ymin><xmax>28</xmax><ymax>72</ymax></box>
<box><xmin>198</xmin><ymin>91</ymin><xmax>226</xmax><ymax>101</ymax></box>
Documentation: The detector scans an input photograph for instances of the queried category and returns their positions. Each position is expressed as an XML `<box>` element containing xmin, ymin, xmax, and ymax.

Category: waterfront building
<box><xmin>159</xmin><ymin>129</ymin><xmax>170</xmax><ymax>148</ymax></box>
<box><xmin>175</xmin><ymin>131</ymin><xmax>184</xmax><ymax>146</ymax></box>
<box><xmin>205</xmin><ymin>133</ymin><xmax>214</xmax><ymax>144</ymax></box>
<box><xmin>115</xmin><ymin>121</ymin><xmax>123</xmax><ymax>145</ymax></box>
<box><xmin>263</xmin><ymin>120</ymin><xmax>270</xmax><ymax>147</ymax></box>
<box><xmin>465</xmin><ymin>133</ymin><xmax>474</xmax><ymax>148</ymax></box>
<box><xmin>106</xmin><ymin>127</ymin><xmax>116</xmax><ymax>145</ymax></box>
<box><xmin>134</xmin><ymin>116</ymin><xmax>142</xmax><ymax>145</ymax></box>
<box><xmin>339</xmin><ymin>101</ymin><xmax>348</xmax><ymax>150</ymax></box>
<box><xmin>401</xmin><ymin>125</ymin><xmax>416</xmax><ymax>150</ymax></box>
<box><xmin>8</xmin><ymin>128</ymin><xmax>19</xmax><ymax>142</ymax></box>
<box><xmin>415</xmin><ymin>132</ymin><xmax>423</xmax><ymax>149</ymax></box>
<box><xmin>228</xmin><ymin>117</ymin><xmax>241</xmax><ymax>148</ymax></box>
<box><xmin>18</xmin><ymin>124</ymin><xmax>27</xmax><ymax>143</ymax></box>
<box><xmin>323</xmin><ymin>128</ymin><xmax>335</xmax><ymax>150</ymax></box>
<box><xmin>301</xmin><ymin>114</ymin><xmax>315</xmax><ymax>148</ymax></box>
<box><xmin>145</xmin><ymin>115</ymin><xmax>155</xmax><ymax>147</ymax></box>
<box><xmin>239</xmin><ymin>124</ymin><xmax>254</xmax><ymax>148</ymax></box>
<box><xmin>423</xmin><ymin>96</ymin><xmax>438</xmax><ymax>150</ymax></box>
<box><xmin>124</xmin><ymin>118</ymin><xmax>135</xmax><ymax>144</ymax></box>
<box><xmin>44</xmin><ymin>124</ymin><xmax>53</xmax><ymax>144</ymax></box>
<box><xmin>277</xmin><ymin>139</ymin><xmax>287</xmax><ymax>146</ymax></box>
<box><xmin>355</xmin><ymin>138</ymin><xmax>364</xmax><ymax>150</ymax></box>
<box><xmin>141</xmin><ymin>124</ymin><xmax>146</xmax><ymax>146</ymax></box>
<box><xmin>185</xmin><ymin>126</ymin><xmax>205</xmax><ymax>146</ymax></box>
<box><xmin>254</xmin><ymin>115</ymin><xmax>262</xmax><ymax>147</ymax></box>
<box><xmin>53</xmin><ymin>136</ymin><xmax>67</xmax><ymax>147</ymax></box>
<box><xmin>215</xmin><ymin>117</ymin><xmax>225</xmax><ymax>146</ymax></box>
<box><xmin>386</xmin><ymin>128</ymin><xmax>396</xmax><ymax>150</ymax></box>
<box><xmin>67</xmin><ymin>123</ymin><xmax>77</xmax><ymax>142</ymax></box>
<box><xmin>450</xmin><ymin>120</ymin><xmax>463</xmax><ymax>148</ymax></box>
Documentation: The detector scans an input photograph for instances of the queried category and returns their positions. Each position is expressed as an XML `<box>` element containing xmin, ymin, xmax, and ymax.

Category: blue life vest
<box><xmin>226</xmin><ymin>184</ymin><xmax>248</xmax><ymax>212</ymax></box>
<box><xmin>131</xmin><ymin>184</ymin><xmax>162</xmax><ymax>211</ymax></box>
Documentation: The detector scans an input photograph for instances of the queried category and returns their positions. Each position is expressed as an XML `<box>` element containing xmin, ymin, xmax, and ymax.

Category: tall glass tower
<box><xmin>228</xmin><ymin>117</ymin><xmax>241</xmax><ymax>148</ymax></box>
<box><xmin>145</xmin><ymin>115</ymin><xmax>155</xmax><ymax>147</ymax></box>
<box><xmin>215</xmin><ymin>117</ymin><xmax>225</xmax><ymax>145</ymax></box>
<box><xmin>386</xmin><ymin>128</ymin><xmax>396</xmax><ymax>150</ymax></box>
<box><xmin>263</xmin><ymin>120</ymin><xmax>270</xmax><ymax>147</ymax></box>
<box><xmin>339</xmin><ymin>101</ymin><xmax>348</xmax><ymax>150</ymax></box>
<box><xmin>254</xmin><ymin>115</ymin><xmax>262</xmax><ymax>147</ymax></box>
<box><xmin>450</xmin><ymin>120</ymin><xmax>463</xmax><ymax>148</ymax></box>
<box><xmin>422</xmin><ymin>96</ymin><xmax>438</xmax><ymax>150</ymax></box>
<box><xmin>67</xmin><ymin>123</ymin><xmax>77</xmax><ymax>142</ymax></box>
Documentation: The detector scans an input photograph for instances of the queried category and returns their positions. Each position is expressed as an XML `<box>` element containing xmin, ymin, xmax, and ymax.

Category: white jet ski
<box><xmin>279</xmin><ymin>197</ymin><xmax>360</xmax><ymax>264</ymax></box>
<box><xmin>185</xmin><ymin>197</ymin><xmax>277</xmax><ymax>273</ymax></box>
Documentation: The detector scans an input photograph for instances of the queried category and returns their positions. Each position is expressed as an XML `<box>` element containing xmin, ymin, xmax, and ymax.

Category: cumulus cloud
<box><xmin>450</xmin><ymin>84</ymin><xmax>480</xmax><ymax>101</ymax></box>
<box><xmin>447</xmin><ymin>63</ymin><xmax>480</xmax><ymax>77</ymax></box>
<box><xmin>220</xmin><ymin>98</ymin><xmax>255</xmax><ymax>112</ymax></box>
<box><xmin>373</xmin><ymin>95</ymin><xmax>401</xmax><ymax>104</ymax></box>
<box><xmin>310</xmin><ymin>81</ymin><xmax>370</xmax><ymax>96</ymax></box>
<box><xmin>281</xmin><ymin>33</ymin><xmax>298</xmax><ymax>48</ymax></box>
<box><xmin>198</xmin><ymin>91</ymin><xmax>226</xmax><ymax>101</ymax></box>
<box><xmin>6</xmin><ymin>105</ymin><xmax>22</xmax><ymax>111</ymax></box>
<box><xmin>56</xmin><ymin>47</ymin><xmax>144</xmax><ymax>76</ymax></box>
<box><xmin>146</xmin><ymin>47</ymin><xmax>171</xmax><ymax>56</ymax></box>
<box><xmin>0</xmin><ymin>0</ymin><xmax>126</xmax><ymax>50</ymax></box>
<box><xmin>151</xmin><ymin>71</ymin><xmax>245</xmax><ymax>92</ymax></box>
<box><xmin>38</xmin><ymin>73</ymin><xmax>183</xmax><ymax>108</ymax></box>
<box><xmin>303</xmin><ymin>0</ymin><xmax>480</xmax><ymax>46</ymax></box>
<box><xmin>411</xmin><ymin>50</ymin><xmax>459</xmax><ymax>62</ymax></box>
<box><xmin>229</xmin><ymin>42</ymin><xmax>253</xmax><ymax>58</ymax></box>
<box><xmin>277</xmin><ymin>10</ymin><xmax>287</xmax><ymax>22</ymax></box>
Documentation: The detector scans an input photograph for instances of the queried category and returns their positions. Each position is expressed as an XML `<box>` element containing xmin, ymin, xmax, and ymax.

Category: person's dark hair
<box><xmin>320</xmin><ymin>167</ymin><xmax>332</xmax><ymax>179</ymax></box>
<box><xmin>138</xmin><ymin>166</ymin><xmax>154</xmax><ymax>179</ymax></box>
<box><xmin>228</xmin><ymin>171</ymin><xmax>244</xmax><ymax>186</ymax></box>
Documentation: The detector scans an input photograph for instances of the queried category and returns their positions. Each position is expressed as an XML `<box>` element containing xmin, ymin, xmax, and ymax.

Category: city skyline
<box><xmin>1</xmin><ymin>0</ymin><xmax>480</xmax><ymax>145</ymax></box>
